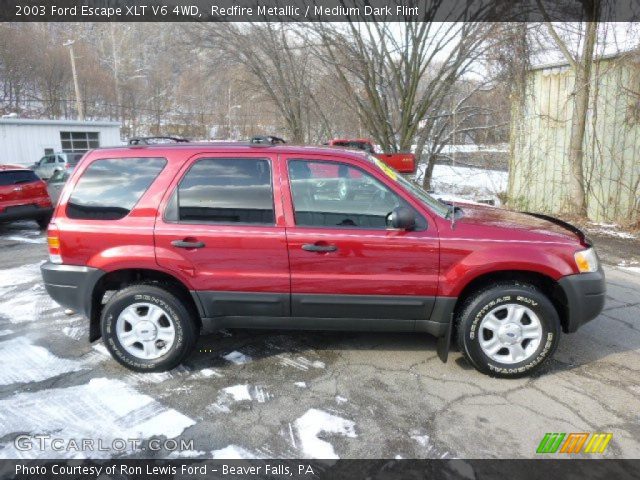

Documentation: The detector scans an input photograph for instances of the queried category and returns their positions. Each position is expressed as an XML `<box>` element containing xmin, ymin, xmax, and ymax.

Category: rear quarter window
<box><xmin>66</xmin><ymin>158</ymin><xmax>166</xmax><ymax>220</ymax></box>
<box><xmin>0</xmin><ymin>170</ymin><xmax>40</xmax><ymax>186</ymax></box>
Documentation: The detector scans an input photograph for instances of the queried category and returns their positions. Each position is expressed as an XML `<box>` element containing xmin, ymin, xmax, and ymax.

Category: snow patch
<box><xmin>208</xmin><ymin>384</ymin><xmax>271</xmax><ymax>413</ymax></box>
<box><xmin>416</xmin><ymin>164</ymin><xmax>508</xmax><ymax>204</ymax></box>
<box><xmin>0</xmin><ymin>283</ymin><xmax>58</xmax><ymax>323</ymax></box>
<box><xmin>0</xmin><ymin>337</ymin><xmax>84</xmax><ymax>386</ymax></box>
<box><xmin>5</xmin><ymin>235</ymin><xmax>46</xmax><ymax>244</ymax></box>
<box><xmin>294</xmin><ymin>408</ymin><xmax>356</xmax><ymax>459</ymax></box>
<box><xmin>193</xmin><ymin>368</ymin><xmax>224</xmax><ymax>379</ymax></box>
<box><xmin>0</xmin><ymin>329</ymin><xmax>13</xmax><ymax>337</ymax></box>
<box><xmin>589</xmin><ymin>222</ymin><xmax>636</xmax><ymax>239</ymax></box>
<box><xmin>223</xmin><ymin>350</ymin><xmax>252</xmax><ymax>365</ymax></box>
<box><xmin>211</xmin><ymin>445</ymin><xmax>261</xmax><ymax>459</ymax></box>
<box><xmin>277</xmin><ymin>354</ymin><xmax>325</xmax><ymax>371</ymax></box>
<box><xmin>0</xmin><ymin>261</ymin><xmax>44</xmax><ymax>288</ymax></box>
<box><xmin>335</xmin><ymin>396</ymin><xmax>348</xmax><ymax>404</ymax></box>
<box><xmin>0</xmin><ymin>377</ymin><xmax>195</xmax><ymax>459</ymax></box>
<box><xmin>167</xmin><ymin>449</ymin><xmax>206</xmax><ymax>459</ymax></box>
<box><xmin>224</xmin><ymin>384</ymin><xmax>252</xmax><ymax>402</ymax></box>
<box><xmin>294</xmin><ymin>381</ymin><xmax>307</xmax><ymax>388</ymax></box>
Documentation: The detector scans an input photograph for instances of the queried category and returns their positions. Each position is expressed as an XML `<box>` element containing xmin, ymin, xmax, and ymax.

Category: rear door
<box><xmin>280</xmin><ymin>154</ymin><xmax>440</xmax><ymax>330</ymax></box>
<box><xmin>154</xmin><ymin>152</ymin><xmax>291</xmax><ymax>321</ymax></box>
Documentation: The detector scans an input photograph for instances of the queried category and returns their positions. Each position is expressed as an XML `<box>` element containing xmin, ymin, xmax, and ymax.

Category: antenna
<box><xmin>450</xmin><ymin>92</ymin><xmax>457</xmax><ymax>230</ymax></box>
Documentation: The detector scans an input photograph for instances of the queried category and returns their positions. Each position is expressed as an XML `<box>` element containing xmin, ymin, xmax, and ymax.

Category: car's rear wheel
<box><xmin>455</xmin><ymin>282</ymin><xmax>560</xmax><ymax>378</ymax></box>
<box><xmin>101</xmin><ymin>284</ymin><xmax>199</xmax><ymax>372</ymax></box>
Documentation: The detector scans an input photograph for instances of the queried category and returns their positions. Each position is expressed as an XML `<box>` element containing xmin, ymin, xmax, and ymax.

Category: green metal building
<box><xmin>509</xmin><ymin>52</ymin><xmax>640</xmax><ymax>225</ymax></box>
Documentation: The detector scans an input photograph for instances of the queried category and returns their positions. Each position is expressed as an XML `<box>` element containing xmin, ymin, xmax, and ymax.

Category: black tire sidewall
<box><xmin>101</xmin><ymin>286</ymin><xmax>194</xmax><ymax>372</ymax></box>
<box><xmin>460</xmin><ymin>286</ymin><xmax>560</xmax><ymax>377</ymax></box>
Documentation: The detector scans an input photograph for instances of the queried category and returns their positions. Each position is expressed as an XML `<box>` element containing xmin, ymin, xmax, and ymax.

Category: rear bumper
<box><xmin>0</xmin><ymin>204</ymin><xmax>52</xmax><ymax>222</ymax></box>
<box><xmin>558</xmin><ymin>268</ymin><xmax>606</xmax><ymax>333</ymax></box>
<box><xmin>40</xmin><ymin>262</ymin><xmax>104</xmax><ymax>318</ymax></box>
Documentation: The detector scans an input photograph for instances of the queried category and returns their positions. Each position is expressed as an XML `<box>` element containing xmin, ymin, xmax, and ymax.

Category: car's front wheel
<box><xmin>101</xmin><ymin>284</ymin><xmax>199</xmax><ymax>372</ymax></box>
<box><xmin>456</xmin><ymin>282</ymin><xmax>560</xmax><ymax>378</ymax></box>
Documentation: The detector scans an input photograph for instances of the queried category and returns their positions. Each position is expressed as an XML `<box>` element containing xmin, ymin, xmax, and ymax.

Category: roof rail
<box><xmin>128</xmin><ymin>136</ymin><xmax>190</xmax><ymax>145</ymax></box>
<box><xmin>250</xmin><ymin>135</ymin><xmax>286</xmax><ymax>145</ymax></box>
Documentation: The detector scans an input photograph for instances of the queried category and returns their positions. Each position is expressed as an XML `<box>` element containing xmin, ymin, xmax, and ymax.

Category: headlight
<box><xmin>574</xmin><ymin>247</ymin><xmax>599</xmax><ymax>273</ymax></box>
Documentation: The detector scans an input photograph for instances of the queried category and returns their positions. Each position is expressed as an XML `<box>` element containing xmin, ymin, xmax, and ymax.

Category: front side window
<box><xmin>172</xmin><ymin>158</ymin><xmax>274</xmax><ymax>225</ymax></box>
<box><xmin>67</xmin><ymin>158</ymin><xmax>166</xmax><ymax>220</ymax></box>
<box><xmin>288</xmin><ymin>159</ymin><xmax>423</xmax><ymax>229</ymax></box>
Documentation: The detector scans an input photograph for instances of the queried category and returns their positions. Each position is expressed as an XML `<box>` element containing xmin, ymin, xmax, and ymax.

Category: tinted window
<box><xmin>67</xmin><ymin>158</ymin><xmax>166</xmax><ymax>220</ymax></box>
<box><xmin>0</xmin><ymin>170</ymin><xmax>39</xmax><ymax>186</ymax></box>
<box><xmin>288</xmin><ymin>159</ymin><xmax>423</xmax><ymax>229</ymax></box>
<box><xmin>175</xmin><ymin>158</ymin><xmax>274</xmax><ymax>225</ymax></box>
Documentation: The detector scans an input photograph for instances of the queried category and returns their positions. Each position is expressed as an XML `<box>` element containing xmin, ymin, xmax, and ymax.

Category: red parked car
<box><xmin>328</xmin><ymin>138</ymin><xmax>416</xmax><ymax>174</ymax></box>
<box><xmin>40</xmin><ymin>142</ymin><xmax>604</xmax><ymax>377</ymax></box>
<box><xmin>0</xmin><ymin>164</ymin><xmax>53</xmax><ymax>229</ymax></box>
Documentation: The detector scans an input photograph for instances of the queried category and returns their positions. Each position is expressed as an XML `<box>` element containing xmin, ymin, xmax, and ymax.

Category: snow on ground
<box><xmin>277</xmin><ymin>354</ymin><xmax>325</xmax><ymax>371</ymax></box>
<box><xmin>222</xmin><ymin>350</ymin><xmax>252</xmax><ymax>365</ymax></box>
<box><xmin>415</xmin><ymin>164</ymin><xmax>508</xmax><ymax>205</ymax></box>
<box><xmin>211</xmin><ymin>445</ymin><xmax>261</xmax><ymax>459</ymax></box>
<box><xmin>0</xmin><ymin>261</ymin><xmax>44</xmax><ymax>289</ymax></box>
<box><xmin>0</xmin><ymin>377</ymin><xmax>195</xmax><ymax>459</ymax></box>
<box><xmin>0</xmin><ymin>337</ymin><xmax>84</xmax><ymax>386</ymax></box>
<box><xmin>209</xmin><ymin>384</ymin><xmax>272</xmax><ymax>413</ymax></box>
<box><xmin>589</xmin><ymin>222</ymin><xmax>637</xmax><ymax>240</ymax></box>
<box><xmin>294</xmin><ymin>408</ymin><xmax>356</xmax><ymax>459</ymax></box>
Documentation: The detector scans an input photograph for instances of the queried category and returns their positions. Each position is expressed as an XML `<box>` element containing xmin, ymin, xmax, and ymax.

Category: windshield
<box><xmin>366</xmin><ymin>155</ymin><xmax>450</xmax><ymax>218</ymax></box>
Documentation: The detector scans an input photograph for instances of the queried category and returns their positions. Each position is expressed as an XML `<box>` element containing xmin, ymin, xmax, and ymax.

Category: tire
<box><xmin>101</xmin><ymin>284</ymin><xmax>199</xmax><ymax>372</ymax></box>
<box><xmin>455</xmin><ymin>282</ymin><xmax>560</xmax><ymax>378</ymax></box>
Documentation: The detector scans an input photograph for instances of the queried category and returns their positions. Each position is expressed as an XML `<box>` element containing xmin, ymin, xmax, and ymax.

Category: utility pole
<box><xmin>63</xmin><ymin>40</ymin><xmax>84</xmax><ymax>121</ymax></box>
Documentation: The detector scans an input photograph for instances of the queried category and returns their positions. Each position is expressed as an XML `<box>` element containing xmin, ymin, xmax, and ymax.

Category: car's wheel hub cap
<box><xmin>478</xmin><ymin>303</ymin><xmax>543</xmax><ymax>365</ymax></box>
<box><xmin>115</xmin><ymin>302</ymin><xmax>176</xmax><ymax>360</ymax></box>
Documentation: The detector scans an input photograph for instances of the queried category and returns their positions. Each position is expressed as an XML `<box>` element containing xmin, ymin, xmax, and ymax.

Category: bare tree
<box><xmin>187</xmin><ymin>23</ymin><xmax>318</xmax><ymax>143</ymax></box>
<box><xmin>537</xmin><ymin>1</ymin><xmax>600</xmax><ymax>216</ymax></box>
<box><xmin>308</xmin><ymin>20</ymin><xmax>493</xmax><ymax>189</ymax></box>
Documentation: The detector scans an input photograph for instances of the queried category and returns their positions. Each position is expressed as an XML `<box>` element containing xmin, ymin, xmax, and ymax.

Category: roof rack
<box><xmin>250</xmin><ymin>135</ymin><xmax>286</xmax><ymax>145</ymax></box>
<box><xmin>128</xmin><ymin>136</ymin><xmax>190</xmax><ymax>145</ymax></box>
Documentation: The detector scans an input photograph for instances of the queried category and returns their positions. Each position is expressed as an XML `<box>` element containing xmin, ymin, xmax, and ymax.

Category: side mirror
<box><xmin>388</xmin><ymin>207</ymin><xmax>416</xmax><ymax>230</ymax></box>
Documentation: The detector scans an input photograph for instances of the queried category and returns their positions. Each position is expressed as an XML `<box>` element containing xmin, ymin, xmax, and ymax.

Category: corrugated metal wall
<box><xmin>0</xmin><ymin>121</ymin><xmax>121</xmax><ymax>166</ymax></box>
<box><xmin>510</xmin><ymin>56</ymin><xmax>640</xmax><ymax>224</ymax></box>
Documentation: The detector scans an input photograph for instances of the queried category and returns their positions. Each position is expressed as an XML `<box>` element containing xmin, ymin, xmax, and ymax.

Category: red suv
<box><xmin>40</xmin><ymin>143</ymin><xmax>605</xmax><ymax>377</ymax></box>
<box><xmin>0</xmin><ymin>165</ymin><xmax>53</xmax><ymax>229</ymax></box>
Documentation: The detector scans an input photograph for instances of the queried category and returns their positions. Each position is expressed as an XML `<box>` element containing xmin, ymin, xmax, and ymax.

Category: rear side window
<box><xmin>170</xmin><ymin>158</ymin><xmax>274</xmax><ymax>225</ymax></box>
<box><xmin>0</xmin><ymin>170</ymin><xmax>39</xmax><ymax>186</ymax></box>
<box><xmin>67</xmin><ymin>158</ymin><xmax>166</xmax><ymax>220</ymax></box>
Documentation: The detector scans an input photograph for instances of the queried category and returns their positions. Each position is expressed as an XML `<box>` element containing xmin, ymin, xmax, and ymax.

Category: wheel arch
<box><xmin>452</xmin><ymin>269</ymin><xmax>569</xmax><ymax>333</ymax></box>
<box><xmin>88</xmin><ymin>267</ymin><xmax>202</xmax><ymax>342</ymax></box>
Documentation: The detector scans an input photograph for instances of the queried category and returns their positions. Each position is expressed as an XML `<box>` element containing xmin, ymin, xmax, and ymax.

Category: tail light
<box><xmin>47</xmin><ymin>223</ymin><xmax>62</xmax><ymax>264</ymax></box>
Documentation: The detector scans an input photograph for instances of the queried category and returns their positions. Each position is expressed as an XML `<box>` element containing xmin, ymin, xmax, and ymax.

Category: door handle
<box><xmin>171</xmin><ymin>240</ymin><xmax>205</xmax><ymax>249</ymax></box>
<box><xmin>302</xmin><ymin>243</ymin><xmax>338</xmax><ymax>253</ymax></box>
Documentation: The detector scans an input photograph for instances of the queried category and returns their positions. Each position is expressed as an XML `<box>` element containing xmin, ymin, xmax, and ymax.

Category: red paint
<box><xmin>328</xmin><ymin>138</ymin><xmax>416</xmax><ymax>173</ymax></box>
<box><xmin>0</xmin><ymin>165</ymin><xmax>52</xmax><ymax>214</ymax></box>
<box><xmin>50</xmin><ymin>144</ymin><xmax>586</xmax><ymax>301</ymax></box>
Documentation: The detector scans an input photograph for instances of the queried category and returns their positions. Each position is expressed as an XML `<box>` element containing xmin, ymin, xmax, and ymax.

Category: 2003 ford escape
<box><xmin>40</xmin><ymin>141</ymin><xmax>605</xmax><ymax>377</ymax></box>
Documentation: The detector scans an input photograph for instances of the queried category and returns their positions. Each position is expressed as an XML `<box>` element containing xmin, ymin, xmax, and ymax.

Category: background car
<box><xmin>33</xmin><ymin>152</ymin><xmax>83</xmax><ymax>180</ymax></box>
<box><xmin>46</xmin><ymin>168</ymin><xmax>71</xmax><ymax>205</ymax></box>
<box><xmin>0</xmin><ymin>165</ymin><xmax>53</xmax><ymax>229</ymax></box>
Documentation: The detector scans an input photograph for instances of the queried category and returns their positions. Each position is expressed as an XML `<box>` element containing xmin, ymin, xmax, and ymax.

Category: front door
<box><xmin>154</xmin><ymin>153</ymin><xmax>290</xmax><ymax>320</ymax></box>
<box><xmin>280</xmin><ymin>155</ymin><xmax>440</xmax><ymax>330</ymax></box>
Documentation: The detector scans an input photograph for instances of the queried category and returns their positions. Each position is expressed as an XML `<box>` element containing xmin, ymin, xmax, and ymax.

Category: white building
<box><xmin>0</xmin><ymin>118</ymin><xmax>121</xmax><ymax>166</ymax></box>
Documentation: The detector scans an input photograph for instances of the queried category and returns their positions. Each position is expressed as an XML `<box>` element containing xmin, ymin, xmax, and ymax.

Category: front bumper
<box><xmin>41</xmin><ymin>262</ymin><xmax>104</xmax><ymax>318</ymax></box>
<box><xmin>558</xmin><ymin>267</ymin><xmax>606</xmax><ymax>333</ymax></box>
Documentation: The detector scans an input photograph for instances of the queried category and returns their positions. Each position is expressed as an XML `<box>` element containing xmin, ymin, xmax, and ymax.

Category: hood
<box><xmin>454</xmin><ymin>203</ymin><xmax>588</xmax><ymax>245</ymax></box>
